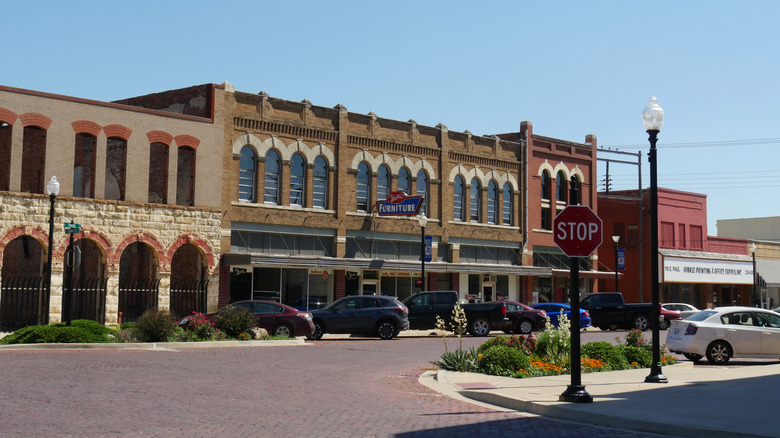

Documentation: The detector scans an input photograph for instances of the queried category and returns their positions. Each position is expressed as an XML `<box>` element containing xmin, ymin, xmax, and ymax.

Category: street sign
<box><xmin>64</xmin><ymin>222</ymin><xmax>81</xmax><ymax>234</ymax></box>
<box><xmin>553</xmin><ymin>205</ymin><xmax>603</xmax><ymax>258</ymax></box>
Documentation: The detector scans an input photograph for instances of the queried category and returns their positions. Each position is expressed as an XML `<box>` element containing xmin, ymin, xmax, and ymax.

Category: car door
<box><xmin>406</xmin><ymin>293</ymin><xmax>435</xmax><ymax>328</ymax></box>
<box><xmin>755</xmin><ymin>311</ymin><xmax>780</xmax><ymax>356</ymax></box>
<box><xmin>329</xmin><ymin>297</ymin><xmax>362</xmax><ymax>332</ymax></box>
<box><xmin>252</xmin><ymin>302</ymin><xmax>284</xmax><ymax>331</ymax></box>
<box><xmin>353</xmin><ymin>296</ymin><xmax>382</xmax><ymax>330</ymax></box>
<box><xmin>722</xmin><ymin>311</ymin><xmax>762</xmax><ymax>356</ymax></box>
<box><xmin>537</xmin><ymin>304</ymin><xmax>559</xmax><ymax>325</ymax></box>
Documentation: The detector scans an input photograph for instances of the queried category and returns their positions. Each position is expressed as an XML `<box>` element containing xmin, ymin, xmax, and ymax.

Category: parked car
<box><xmin>579</xmin><ymin>292</ymin><xmax>658</xmax><ymax>331</ymax></box>
<box><xmin>494</xmin><ymin>301</ymin><xmax>547</xmax><ymax>334</ymax></box>
<box><xmin>402</xmin><ymin>290</ymin><xmax>508</xmax><ymax>336</ymax></box>
<box><xmin>180</xmin><ymin>300</ymin><xmax>315</xmax><ymax>338</ymax></box>
<box><xmin>659</xmin><ymin>306</ymin><xmax>682</xmax><ymax>330</ymax></box>
<box><xmin>293</xmin><ymin>297</ymin><xmax>328</xmax><ymax>311</ymax></box>
<box><xmin>663</xmin><ymin>303</ymin><xmax>701</xmax><ymax>319</ymax></box>
<box><xmin>667</xmin><ymin>306</ymin><xmax>780</xmax><ymax>364</ymax></box>
<box><xmin>532</xmin><ymin>303</ymin><xmax>592</xmax><ymax>329</ymax></box>
<box><xmin>307</xmin><ymin>295</ymin><xmax>409</xmax><ymax>340</ymax></box>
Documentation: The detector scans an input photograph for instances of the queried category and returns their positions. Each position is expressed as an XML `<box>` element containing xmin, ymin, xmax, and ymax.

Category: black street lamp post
<box><xmin>418</xmin><ymin>213</ymin><xmax>428</xmax><ymax>292</ymax></box>
<box><xmin>612</xmin><ymin>235</ymin><xmax>620</xmax><ymax>291</ymax></box>
<box><xmin>46</xmin><ymin>176</ymin><xmax>60</xmax><ymax>324</ymax></box>
<box><xmin>643</xmin><ymin>97</ymin><xmax>668</xmax><ymax>384</ymax></box>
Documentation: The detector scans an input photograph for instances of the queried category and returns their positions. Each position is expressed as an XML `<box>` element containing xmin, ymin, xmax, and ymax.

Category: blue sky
<box><xmin>4</xmin><ymin>1</ymin><xmax>779</xmax><ymax>233</ymax></box>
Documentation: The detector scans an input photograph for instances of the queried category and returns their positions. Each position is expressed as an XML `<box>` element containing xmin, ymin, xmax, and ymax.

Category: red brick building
<box><xmin>598</xmin><ymin>187</ymin><xmax>753</xmax><ymax>307</ymax></box>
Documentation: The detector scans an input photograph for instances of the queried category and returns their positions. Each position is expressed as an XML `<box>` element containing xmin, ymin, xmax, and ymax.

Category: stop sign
<box><xmin>554</xmin><ymin>205</ymin><xmax>603</xmax><ymax>257</ymax></box>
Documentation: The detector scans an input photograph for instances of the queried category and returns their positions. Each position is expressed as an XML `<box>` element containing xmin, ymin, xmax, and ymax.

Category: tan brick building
<box><xmin>218</xmin><ymin>83</ymin><xmax>605</xmax><ymax>309</ymax></box>
<box><xmin>0</xmin><ymin>84</ymin><xmax>226</xmax><ymax>327</ymax></box>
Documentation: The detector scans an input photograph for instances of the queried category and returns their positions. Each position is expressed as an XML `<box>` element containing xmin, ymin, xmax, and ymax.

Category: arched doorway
<box><xmin>64</xmin><ymin>238</ymin><xmax>107</xmax><ymax>323</ymax></box>
<box><xmin>169</xmin><ymin>244</ymin><xmax>207</xmax><ymax>319</ymax></box>
<box><xmin>118</xmin><ymin>242</ymin><xmax>159</xmax><ymax>322</ymax></box>
<box><xmin>0</xmin><ymin>235</ymin><xmax>47</xmax><ymax>329</ymax></box>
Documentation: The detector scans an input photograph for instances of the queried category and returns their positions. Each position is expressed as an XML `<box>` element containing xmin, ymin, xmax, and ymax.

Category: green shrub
<box><xmin>214</xmin><ymin>305</ymin><xmax>256</xmax><ymax>338</ymax></box>
<box><xmin>477</xmin><ymin>335</ymin><xmax>532</xmax><ymax>354</ymax></box>
<box><xmin>618</xmin><ymin>345</ymin><xmax>653</xmax><ymax>367</ymax></box>
<box><xmin>135</xmin><ymin>309</ymin><xmax>178</xmax><ymax>342</ymax></box>
<box><xmin>478</xmin><ymin>345</ymin><xmax>531</xmax><ymax>377</ymax></box>
<box><xmin>581</xmin><ymin>341</ymin><xmax>630</xmax><ymax>370</ymax></box>
<box><xmin>0</xmin><ymin>321</ymin><xmax>111</xmax><ymax>344</ymax></box>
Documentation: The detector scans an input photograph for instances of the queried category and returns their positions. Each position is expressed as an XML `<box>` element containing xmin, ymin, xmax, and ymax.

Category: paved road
<box><xmin>0</xmin><ymin>333</ymin><xmax>665</xmax><ymax>437</ymax></box>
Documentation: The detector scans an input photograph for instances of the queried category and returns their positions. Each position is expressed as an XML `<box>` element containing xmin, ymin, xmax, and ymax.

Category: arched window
<box><xmin>570</xmin><ymin>175</ymin><xmax>580</xmax><ymax>204</ymax></box>
<box><xmin>238</xmin><ymin>145</ymin><xmax>256</xmax><ymax>202</ymax></box>
<box><xmin>556</xmin><ymin>171</ymin><xmax>567</xmax><ymax>203</ymax></box>
<box><xmin>470</xmin><ymin>178</ymin><xmax>481</xmax><ymax>222</ymax></box>
<box><xmin>454</xmin><ymin>176</ymin><xmax>465</xmax><ymax>221</ymax></box>
<box><xmin>176</xmin><ymin>146</ymin><xmax>196</xmax><ymax>206</ymax></box>
<box><xmin>105</xmin><ymin>137</ymin><xmax>127</xmax><ymax>201</ymax></box>
<box><xmin>73</xmin><ymin>133</ymin><xmax>96</xmax><ymax>198</ymax></box>
<box><xmin>487</xmin><ymin>180</ymin><xmax>498</xmax><ymax>224</ymax></box>
<box><xmin>416</xmin><ymin>170</ymin><xmax>428</xmax><ymax>216</ymax></box>
<box><xmin>148</xmin><ymin>142</ymin><xmax>169</xmax><ymax>204</ymax></box>
<box><xmin>313</xmin><ymin>156</ymin><xmax>328</xmax><ymax>209</ymax></box>
<box><xmin>356</xmin><ymin>161</ymin><xmax>371</xmax><ymax>212</ymax></box>
<box><xmin>377</xmin><ymin>164</ymin><xmax>390</xmax><ymax>202</ymax></box>
<box><xmin>264</xmin><ymin>149</ymin><xmax>280</xmax><ymax>204</ymax></box>
<box><xmin>502</xmin><ymin>183</ymin><xmax>513</xmax><ymax>225</ymax></box>
<box><xmin>398</xmin><ymin>167</ymin><xmax>410</xmax><ymax>195</ymax></box>
<box><xmin>541</xmin><ymin>170</ymin><xmax>551</xmax><ymax>201</ymax></box>
<box><xmin>290</xmin><ymin>153</ymin><xmax>305</xmax><ymax>207</ymax></box>
<box><xmin>21</xmin><ymin>126</ymin><xmax>47</xmax><ymax>194</ymax></box>
<box><xmin>0</xmin><ymin>122</ymin><xmax>11</xmax><ymax>191</ymax></box>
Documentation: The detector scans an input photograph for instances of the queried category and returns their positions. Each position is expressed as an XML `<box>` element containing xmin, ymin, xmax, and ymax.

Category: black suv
<box><xmin>306</xmin><ymin>295</ymin><xmax>410</xmax><ymax>340</ymax></box>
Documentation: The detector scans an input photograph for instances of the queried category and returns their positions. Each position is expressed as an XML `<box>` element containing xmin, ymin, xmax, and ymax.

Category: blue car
<box><xmin>532</xmin><ymin>303</ymin><xmax>591</xmax><ymax>328</ymax></box>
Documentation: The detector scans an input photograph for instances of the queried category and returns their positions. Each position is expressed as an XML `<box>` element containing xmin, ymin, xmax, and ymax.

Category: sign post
<box><xmin>554</xmin><ymin>178</ymin><xmax>601</xmax><ymax>403</ymax></box>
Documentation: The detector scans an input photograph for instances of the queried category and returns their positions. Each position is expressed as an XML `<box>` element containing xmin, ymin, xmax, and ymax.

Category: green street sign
<box><xmin>64</xmin><ymin>222</ymin><xmax>81</xmax><ymax>234</ymax></box>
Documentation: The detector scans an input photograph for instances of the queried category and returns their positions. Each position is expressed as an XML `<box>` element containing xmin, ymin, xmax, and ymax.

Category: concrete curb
<box><xmin>0</xmin><ymin>338</ymin><xmax>308</xmax><ymax>350</ymax></box>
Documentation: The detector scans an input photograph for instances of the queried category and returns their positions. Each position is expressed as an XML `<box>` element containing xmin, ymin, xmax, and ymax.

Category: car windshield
<box><xmin>687</xmin><ymin>310</ymin><xmax>717</xmax><ymax>322</ymax></box>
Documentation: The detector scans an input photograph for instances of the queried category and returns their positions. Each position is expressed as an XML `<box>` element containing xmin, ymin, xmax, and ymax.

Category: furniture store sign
<box><xmin>663</xmin><ymin>257</ymin><xmax>753</xmax><ymax>284</ymax></box>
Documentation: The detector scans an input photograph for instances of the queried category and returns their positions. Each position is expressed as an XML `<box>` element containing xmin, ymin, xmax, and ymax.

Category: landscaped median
<box><xmin>432</xmin><ymin>304</ymin><xmax>677</xmax><ymax>378</ymax></box>
<box><xmin>0</xmin><ymin>307</ymin><xmax>302</xmax><ymax>347</ymax></box>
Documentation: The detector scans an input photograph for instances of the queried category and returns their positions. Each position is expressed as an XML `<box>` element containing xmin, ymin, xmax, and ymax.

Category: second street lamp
<box><xmin>418</xmin><ymin>213</ymin><xmax>428</xmax><ymax>292</ymax></box>
<box><xmin>643</xmin><ymin>96</ymin><xmax>668</xmax><ymax>384</ymax></box>
<box><xmin>612</xmin><ymin>235</ymin><xmax>620</xmax><ymax>292</ymax></box>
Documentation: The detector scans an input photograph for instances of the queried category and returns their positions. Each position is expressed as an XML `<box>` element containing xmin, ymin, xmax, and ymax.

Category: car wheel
<box><xmin>517</xmin><ymin>319</ymin><xmax>534</xmax><ymax>335</ymax></box>
<box><xmin>659</xmin><ymin>319</ymin><xmax>670</xmax><ymax>330</ymax></box>
<box><xmin>683</xmin><ymin>353</ymin><xmax>703</xmax><ymax>363</ymax></box>
<box><xmin>306</xmin><ymin>321</ymin><xmax>324</xmax><ymax>341</ymax></box>
<box><xmin>469</xmin><ymin>318</ymin><xmax>491</xmax><ymax>337</ymax></box>
<box><xmin>273</xmin><ymin>324</ymin><xmax>293</xmax><ymax>338</ymax></box>
<box><xmin>632</xmin><ymin>314</ymin><xmax>650</xmax><ymax>331</ymax></box>
<box><xmin>706</xmin><ymin>341</ymin><xmax>732</xmax><ymax>364</ymax></box>
<box><xmin>376</xmin><ymin>320</ymin><xmax>398</xmax><ymax>340</ymax></box>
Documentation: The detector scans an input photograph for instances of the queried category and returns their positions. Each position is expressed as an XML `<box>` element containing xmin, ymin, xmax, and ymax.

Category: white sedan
<box><xmin>667</xmin><ymin>306</ymin><xmax>780</xmax><ymax>364</ymax></box>
<box><xmin>662</xmin><ymin>302</ymin><xmax>700</xmax><ymax>319</ymax></box>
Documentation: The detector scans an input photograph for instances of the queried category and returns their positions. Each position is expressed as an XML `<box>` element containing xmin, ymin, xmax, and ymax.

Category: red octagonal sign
<box><xmin>554</xmin><ymin>205</ymin><xmax>603</xmax><ymax>258</ymax></box>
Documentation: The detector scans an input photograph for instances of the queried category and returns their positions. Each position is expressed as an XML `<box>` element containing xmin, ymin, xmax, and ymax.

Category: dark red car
<box><xmin>660</xmin><ymin>306</ymin><xmax>681</xmax><ymax>330</ymax></box>
<box><xmin>495</xmin><ymin>301</ymin><xmax>548</xmax><ymax>334</ymax></box>
<box><xmin>183</xmin><ymin>300</ymin><xmax>315</xmax><ymax>338</ymax></box>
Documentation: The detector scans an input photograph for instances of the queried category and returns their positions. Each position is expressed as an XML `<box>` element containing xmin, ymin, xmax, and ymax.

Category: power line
<box><xmin>604</xmin><ymin>137</ymin><xmax>780</xmax><ymax>149</ymax></box>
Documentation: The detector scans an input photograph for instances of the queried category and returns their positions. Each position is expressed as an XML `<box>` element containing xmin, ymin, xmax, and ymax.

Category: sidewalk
<box><xmin>419</xmin><ymin>362</ymin><xmax>780</xmax><ymax>438</ymax></box>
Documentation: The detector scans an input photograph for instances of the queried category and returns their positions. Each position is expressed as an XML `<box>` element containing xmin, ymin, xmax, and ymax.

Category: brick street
<box><xmin>0</xmin><ymin>336</ymin><xmax>662</xmax><ymax>437</ymax></box>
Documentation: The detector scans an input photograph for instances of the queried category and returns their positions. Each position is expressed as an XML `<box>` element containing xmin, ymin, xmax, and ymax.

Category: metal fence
<box><xmin>0</xmin><ymin>276</ymin><xmax>49</xmax><ymax>330</ymax></box>
<box><xmin>118</xmin><ymin>278</ymin><xmax>160</xmax><ymax>323</ymax></box>
<box><xmin>170</xmin><ymin>279</ymin><xmax>208</xmax><ymax>319</ymax></box>
<box><xmin>70</xmin><ymin>277</ymin><xmax>108</xmax><ymax>324</ymax></box>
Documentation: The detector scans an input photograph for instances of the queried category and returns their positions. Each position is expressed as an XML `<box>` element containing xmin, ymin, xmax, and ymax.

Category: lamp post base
<box><xmin>559</xmin><ymin>385</ymin><xmax>593</xmax><ymax>403</ymax></box>
<box><xmin>645</xmin><ymin>368</ymin><xmax>668</xmax><ymax>384</ymax></box>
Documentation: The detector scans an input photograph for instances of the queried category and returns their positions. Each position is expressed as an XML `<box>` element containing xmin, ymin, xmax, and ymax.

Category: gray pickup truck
<box><xmin>402</xmin><ymin>290</ymin><xmax>508</xmax><ymax>336</ymax></box>
<box><xmin>579</xmin><ymin>292</ymin><xmax>658</xmax><ymax>331</ymax></box>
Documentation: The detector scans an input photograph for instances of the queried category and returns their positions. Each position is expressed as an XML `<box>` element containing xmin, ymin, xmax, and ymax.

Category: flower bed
<box><xmin>432</xmin><ymin>305</ymin><xmax>677</xmax><ymax>378</ymax></box>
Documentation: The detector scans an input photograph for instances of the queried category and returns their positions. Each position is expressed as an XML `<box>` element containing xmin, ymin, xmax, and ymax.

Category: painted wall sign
<box><xmin>663</xmin><ymin>256</ymin><xmax>753</xmax><ymax>284</ymax></box>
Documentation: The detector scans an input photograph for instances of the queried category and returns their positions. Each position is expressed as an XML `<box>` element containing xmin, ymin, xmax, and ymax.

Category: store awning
<box><xmin>757</xmin><ymin>259</ymin><xmax>780</xmax><ymax>287</ymax></box>
<box><xmin>552</xmin><ymin>269</ymin><xmax>620</xmax><ymax>279</ymax></box>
